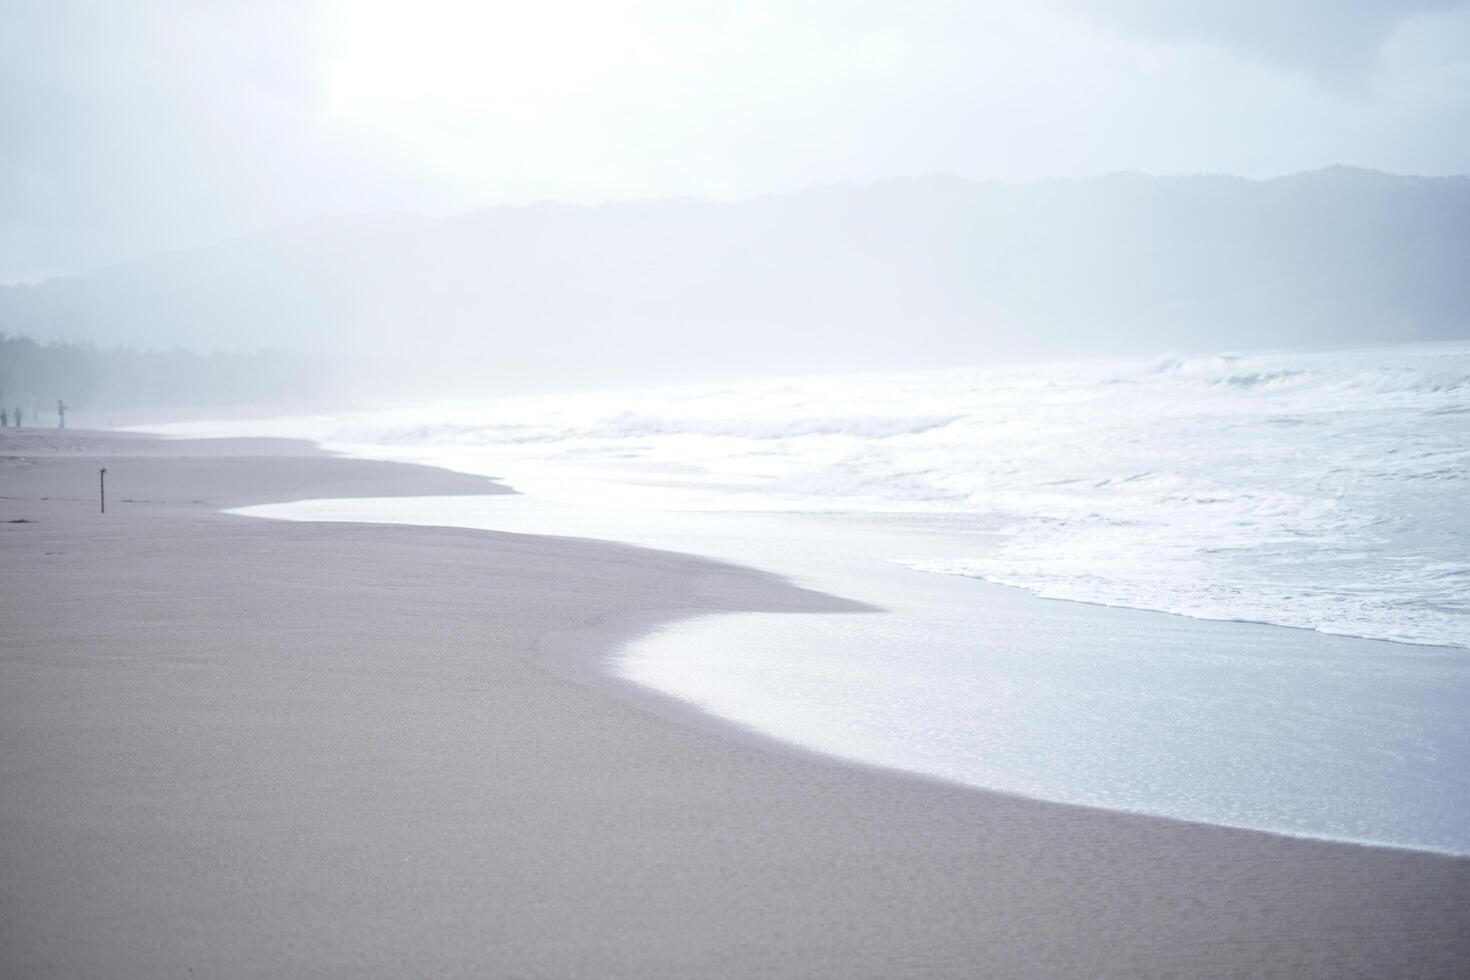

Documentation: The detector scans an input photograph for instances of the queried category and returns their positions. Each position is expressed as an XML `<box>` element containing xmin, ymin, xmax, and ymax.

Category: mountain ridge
<box><xmin>2</xmin><ymin>167</ymin><xmax>1465</xmax><ymax>385</ymax></box>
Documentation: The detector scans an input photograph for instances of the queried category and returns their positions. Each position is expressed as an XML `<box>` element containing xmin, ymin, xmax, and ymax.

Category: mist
<box><xmin>1</xmin><ymin>167</ymin><xmax>1466</xmax><ymax>406</ymax></box>
<box><xmin>6</xmin><ymin>4</ymin><xmax>1470</xmax><ymax>972</ymax></box>
<box><xmin>4</xmin><ymin>1</ymin><xmax>1468</xmax><ymax>408</ymax></box>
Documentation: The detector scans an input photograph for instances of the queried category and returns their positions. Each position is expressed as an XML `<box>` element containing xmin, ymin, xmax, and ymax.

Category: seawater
<box><xmin>145</xmin><ymin>341</ymin><xmax>1470</xmax><ymax>852</ymax></box>
<box><xmin>172</xmin><ymin>341</ymin><xmax>1470</xmax><ymax>650</ymax></box>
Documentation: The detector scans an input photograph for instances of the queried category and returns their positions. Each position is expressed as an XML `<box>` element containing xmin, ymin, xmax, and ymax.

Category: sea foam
<box><xmin>146</xmin><ymin>341</ymin><xmax>1470</xmax><ymax>650</ymax></box>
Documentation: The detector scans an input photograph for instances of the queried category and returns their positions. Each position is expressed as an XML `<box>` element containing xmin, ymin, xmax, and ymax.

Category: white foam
<box><xmin>142</xmin><ymin>340</ymin><xmax>1470</xmax><ymax>649</ymax></box>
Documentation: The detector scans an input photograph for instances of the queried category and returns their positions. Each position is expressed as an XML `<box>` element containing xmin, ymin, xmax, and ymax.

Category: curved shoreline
<box><xmin>3</xmin><ymin>430</ymin><xmax>1468</xmax><ymax>978</ymax></box>
<box><xmin>236</xmin><ymin>489</ymin><xmax>1470</xmax><ymax>856</ymax></box>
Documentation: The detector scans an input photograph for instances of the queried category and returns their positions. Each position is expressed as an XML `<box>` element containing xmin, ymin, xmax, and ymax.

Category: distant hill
<box><xmin>2</xmin><ymin>167</ymin><xmax>1466</xmax><ymax>388</ymax></box>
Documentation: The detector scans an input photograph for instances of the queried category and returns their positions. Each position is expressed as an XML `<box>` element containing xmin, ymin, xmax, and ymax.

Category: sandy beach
<box><xmin>2</xmin><ymin>431</ymin><xmax>1467</xmax><ymax>978</ymax></box>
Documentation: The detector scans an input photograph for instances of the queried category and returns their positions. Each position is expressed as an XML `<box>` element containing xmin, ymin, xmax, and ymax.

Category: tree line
<box><xmin>0</xmin><ymin>332</ymin><xmax>328</xmax><ymax>422</ymax></box>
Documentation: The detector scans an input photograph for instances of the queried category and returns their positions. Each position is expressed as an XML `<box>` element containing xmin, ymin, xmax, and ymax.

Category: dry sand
<box><xmin>2</xmin><ymin>430</ymin><xmax>1467</xmax><ymax>978</ymax></box>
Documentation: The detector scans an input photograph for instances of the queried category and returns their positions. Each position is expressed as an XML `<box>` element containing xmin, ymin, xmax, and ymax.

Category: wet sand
<box><xmin>2</xmin><ymin>430</ymin><xmax>1467</xmax><ymax>978</ymax></box>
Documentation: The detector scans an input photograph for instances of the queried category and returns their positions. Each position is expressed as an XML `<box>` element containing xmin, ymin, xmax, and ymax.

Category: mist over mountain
<box><xmin>3</xmin><ymin>167</ymin><xmax>1465</xmax><ymax>391</ymax></box>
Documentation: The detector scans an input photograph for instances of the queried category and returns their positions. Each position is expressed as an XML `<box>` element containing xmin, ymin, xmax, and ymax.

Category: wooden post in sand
<box><xmin>99</xmin><ymin>467</ymin><xmax>106</xmax><ymax>514</ymax></box>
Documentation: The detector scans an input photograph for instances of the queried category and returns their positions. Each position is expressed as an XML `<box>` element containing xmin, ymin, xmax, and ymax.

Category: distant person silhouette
<box><xmin>14</xmin><ymin>408</ymin><xmax>22</xmax><ymax>428</ymax></box>
<box><xmin>1</xmin><ymin>409</ymin><xmax>7</xmax><ymax>427</ymax></box>
<box><xmin>57</xmin><ymin>400</ymin><xmax>66</xmax><ymax>430</ymax></box>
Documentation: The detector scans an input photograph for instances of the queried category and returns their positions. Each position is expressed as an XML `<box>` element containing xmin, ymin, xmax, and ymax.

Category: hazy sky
<box><xmin>3</xmin><ymin>0</ymin><xmax>1468</xmax><ymax>282</ymax></box>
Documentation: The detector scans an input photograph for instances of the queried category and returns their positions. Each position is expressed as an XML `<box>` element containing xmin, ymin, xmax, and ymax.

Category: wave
<box><xmin>332</xmin><ymin>412</ymin><xmax>963</xmax><ymax>446</ymax></box>
<box><xmin>156</xmin><ymin>340</ymin><xmax>1470</xmax><ymax>651</ymax></box>
<box><xmin>900</xmin><ymin>547</ymin><xmax>1470</xmax><ymax>651</ymax></box>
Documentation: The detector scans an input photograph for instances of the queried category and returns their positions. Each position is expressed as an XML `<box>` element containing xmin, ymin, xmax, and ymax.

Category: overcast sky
<box><xmin>3</xmin><ymin>0</ymin><xmax>1468</xmax><ymax>282</ymax></box>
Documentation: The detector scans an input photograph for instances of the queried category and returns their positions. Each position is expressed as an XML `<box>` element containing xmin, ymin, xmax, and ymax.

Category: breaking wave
<box><xmin>156</xmin><ymin>340</ymin><xmax>1470</xmax><ymax>650</ymax></box>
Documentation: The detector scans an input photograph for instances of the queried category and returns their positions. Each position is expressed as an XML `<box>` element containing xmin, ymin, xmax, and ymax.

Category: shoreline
<box><xmin>541</xmin><ymin>608</ymin><xmax>1470</xmax><ymax>859</ymax></box>
<box><xmin>236</xmin><ymin>489</ymin><xmax>1470</xmax><ymax>856</ymax></box>
<box><xmin>3</xmin><ymin>431</ymin><xmax>1468</xmax><ymax>977</ymax></box>
<box><xmin>141</xmin><ymin>415</ymin><xmax>1468</xmax><ymax>656</ymax></box>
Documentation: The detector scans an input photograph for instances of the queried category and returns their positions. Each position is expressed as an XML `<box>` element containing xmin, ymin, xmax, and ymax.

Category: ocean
<box><xmin>149</xmin><ymin>340</ymin><xmax>1470</xmax><ymax>851</ymax></box>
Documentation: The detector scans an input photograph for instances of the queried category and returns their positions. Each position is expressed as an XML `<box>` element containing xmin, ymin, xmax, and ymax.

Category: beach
<box><xmin>2</xmin><ymin>431</ymin><xmax>1467</xmax><ymax>978</ymax></box>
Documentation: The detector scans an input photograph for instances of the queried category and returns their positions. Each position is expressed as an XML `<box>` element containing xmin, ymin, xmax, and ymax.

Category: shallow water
<box><xmin>234</xmin><ymin>495</ymin><xmax>1470</xmax><ymax>854</ymax></box>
